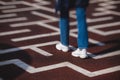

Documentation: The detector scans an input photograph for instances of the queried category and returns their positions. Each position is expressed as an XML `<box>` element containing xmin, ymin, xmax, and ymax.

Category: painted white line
<box><xmin>93</xmin><ymin>0</ymin><xmax>120</xmax><ymax>16</ymax></box>
<box><xmin>70</xmin><ymin>14</ymin><xmax>113</xmax><ymax>23</ymax></box>
<box><xmin>10</xmin><ymin>20</ymin><xmax>59</xmax><ymax>28</ymax></box>
<box><xmin>0</xmin><ymin>40</ymin><xmax>119</xmax><ymax>60</ymax></box>
<box><xmin>99</xmin><ymin>1</ymin><xmax>120</xmax><ymax>6</ymax></box>
<box><xmin>10</xmin><ymin>20</ymin><xmax>58</xmax><ymax>28</ymax></box>
<box><xmin>70</xmin><ymin>33</ymin><xmax>105</xmax><ymax>46</ymax></box>
<box><xmin>88</xmin><ymin>39</ymin><xmax>105</xmax><ymax>46</ymax></box>
<box><xmin>0</xmin><ymin>59</ymin><xmax>120</xmax><ymax>77</ymax></box>
<box><xmin>99</xmin><ymin>2</ymin><xmax>117</xmax><ymax>7</ymax></box>
<box><xmin>34</xmin><ymin>0</ymin><xmax>43</xmax><ymax>1</ymax></box>
<box><xmin>0</xmin><ymin>29</ymin><xmax>31</xmax><ymax>36</ymax></box>
<box><xmin>88</xmin><ymin>21</ymin><xmax>120</xmax><ymax>36</ymax></box>
<box><xmin>0</xmin><ymin>17</ymin><xmax>27</xmax><ymax>23</ymax></box>
<box><xmin>95</xmin><ymin>9</ymin><xmax>120</xmax><ymax>16</ymax></box>
<box><xmin>11</xmin><ymin>32</ymin><xmax>59</xmax><ymax>42</ymax></box>
<box><xmin>34</xmin><ymin>0</ymin><xmax>50</xmax><ymax>4</ymax></box>
<box><xmin>97</xmin><ymin>5</ymin><xmax>117</xmax><ymax>9</ymax></box>
<box><xmin>95</xmin><ymin>8</ymin><xmax>108</xmax><ymax>12</ymax></box>
<box><xmin>0</xmin><ymin>41</ymin><xmax>58</xmax><ymax>54</ymax></box>
<box><xmin>35</xmin><ymin>2</ymin><xmax>50</xmax><ymax>6</ymax></box>
<box><xmin>70</xmin><ymin>16</ymin><xmax>113</xmax><ymax>26</ymax></box>
<box><xmin>22</xmin><ymin>1</ymin><xmax>54</xmax><ymax>13</ymax></box>
<box><xmin>0</xmin><ymin>5</ymin><xmax>16</xmax><ymax>10</ymax></box>
<box><xmin>89</xmin><ymin>29</ymin><xmax>120</xmax><ymax>36</ymax></box>
<box><xmin>93</xmin><ymin>50</ymin><xmax>120</xmax><ymax>59</ymax></box>
<box><xmin>37</xmin><ymin>22</ymin><xmax>59</xmax><ymax>31</ymax></box>
<box><xmin>89</xmin><ymin>21</ymin><xmax>120</xmax><ymax>29</ymax></box>
<box><xmin>2</xmin><ymin>7</ymin><xmax>39</xmax><ymax>13</ymax></box>
<box><xmin>92</xmin><ymin>65</ymin><xmax>120</xmax><ymax>77</ymax></box>
<box><xmin>31</xmin><ymin>11</ymin><xmax>58</xmax><ymax>21</ymax></box>
<box><xmin>90</xmin><ymin>0</ymin><xmax>110</xmax><ymax>3</ymax></box>
<box><xmin>40</xmin><ymin>19</ymin><xmax>59</xmax><ymax>23</ymax></box>
<box><xmin>0</xmin><ymin>13</ymin><xmax>17</xmax><ymax>18</ymax></box>
<box><xmin>0</xmin><ymin>1</ymin><xmax>6</xmax><ymax>5</ymax></box>
<box><xmin>69</xmin><ymin>63</ymin><xmax>120</xmax><ymax>77</ymax></box>
<box><xmin>2</xmin><ymin>1</ymin><xmax>24</xmax><ymax>5</ymax></box>
<box><xmin>87</xmin><ymin>17</ymin><xmax>113</xmax><ymax>23</ymax></box>
<box><xmin>92</xmin><ymin>11</ymin><xmax>111</xmax><ymax>16</ymax></box>
<box><xmin>30</xmin><ymin>47</ymin><xmax>53</xmax><ymax>56</ymax></box>
<box><xmin>70</xmin><ymin>7</ymin><xmax>114</xmax><ymax>23</ymax></box>
<box><xmin>10</xmin><ymin>21</ymin><xmax>40</xmax><ymax>27</ymax></box>
<box><xmin>109</xmin><ymin>11</ymin><xmax>120</xmax><ymax>16</ymax></box>
<box><xmin>34</xmin><ymin>0</ymin><xmax>51</xmax><ymax>5</ymax></box>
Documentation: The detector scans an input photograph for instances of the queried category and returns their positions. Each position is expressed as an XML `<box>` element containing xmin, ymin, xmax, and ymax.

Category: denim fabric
<box><xmin>76</xmin><ymin>7</ymin><xmax>88</xmax><ymax>48</ymax></box>
<box><xmin>55</xmin><ymin>0</ymin><xmax>89</xmax><ymax>13</ymax></box>
<box><xmin>59</xmin><ymin>7</ymin><xmax>88</xmax><ymax>48</ymax></box>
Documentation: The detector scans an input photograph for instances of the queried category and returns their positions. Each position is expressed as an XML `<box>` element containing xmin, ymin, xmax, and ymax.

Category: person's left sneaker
<box><xmin>71</xmin><ymin>48</ymin><xmax>88</xmax><ymax>59</ymax></box>
<box><xmin>56</xmin><ymin>43</ymin><xmax>69</xmax><ymax>52</ymax></box>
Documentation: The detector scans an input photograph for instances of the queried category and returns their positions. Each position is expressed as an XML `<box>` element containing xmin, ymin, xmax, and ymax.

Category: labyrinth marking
<box><xmin>30</xmin><ymin>47</ymin><xmax>53</xmax><ymax>56</ymax></box>
<box><xmin>10</xmin><ymin>20</ymin><xmax>105</xmax><ymax>45</ymax></box>
<box><xmin>88</xmin><ymin>21</ymin><xmax>120</xmax><ymax>36</ymax></box>
<box><xmin>31</xmin><ymin>11</ymin><xmax>58</xmax><ymax>21</ymax></box>
<box><xmin>34</xmin><ymin>0</ymin><xmax>51</xmax><ymax>5</ymax></box>
<box><xmin>0</xmin><ymin>13</ymin><xmax>17</xmax><ymax>18</ymax></box>
<box><xmin>70</xmin><ymin>13</ymin><xmax>113</xmax><ymax>23</ymax></box>
<box><xmin>0</xmin><ymin>59</ymin><xmax>120</xmax><ymax>77</ymax></box>
<box><xmin>93</xmin><ymin>50</ymin><xmax>120</xmax><ymax>59</ymax></box>
<box><xmin>87</xmin><ymin>17</ymin><xmax>113</xmax><ymax>23</ymax></box>
<box><xmin>0</xmin><ymin>41</ymin><xmax>118</xmax><ymax>60</ymax></box>
<box><xmin>69</xmin><ymin>33</ymin><xmax>105</xmax><ymax>46</ymax></box>
<box><xmin>10</xmin><ymin>21</ymin><xmax>41</xmax><ymax>27</ymax></box>
<box><xmin>21</xmin><ymin>1</ymin><xmax>55</xmax><ymax>13</ymax></box>
<box><xmin>0</xmin><ymin>41</ymin><xmax>58</xmax><ymax>54</ymax></box>
<box><xmin>94</xmin><ymin>1</ymin><xmax>120</xmax><ymax>16</ymax></box>
<box><xmin>0</xmin><ymin>29</ymin><xmax>31</xmax><ymax>36</ymax></box>
<box><xmin>0</xmin><ymin>17</ymin><xmax>27</xmax><ymax>23</ymax></box>
<box><xmin>0</xmin><ymin>1</ymin><xmax>6</xmax><ymax>5</ymax></box>
<box><xmin>0</xmin><ymin>1</ymin><xmax>25</xmax><ymax>5</ymax></box>
<box><xmin>0</xmin><ymin>0</ymin><xmax>120</xmax><ymax>79</ymax></box>
<box><xmin>0</xmin><ymin>5</ymin><xmax>16</xmax><ymax>10</ymax></box>
<box><xmin>11</xmin><ymin>32</ymin><xmax>59</xmax><ymax>42</ymax></box>
<box><xmin>93</xmin><ymin>11</ymin><xmax>120</xmax><ymax>16</ymax></box>
<box><xmin>2</xmin><ymin>7</ymin><xmax>40</xmax><ymax>13</ymax></box>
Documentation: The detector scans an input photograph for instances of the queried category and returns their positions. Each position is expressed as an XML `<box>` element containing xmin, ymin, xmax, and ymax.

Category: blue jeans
<box><xmin>59</xmin><ymin>7</ymin><xmax>88</xmax><ymax>49</ymax></box>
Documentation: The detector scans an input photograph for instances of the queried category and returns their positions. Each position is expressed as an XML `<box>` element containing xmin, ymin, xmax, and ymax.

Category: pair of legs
<box><xmin>56</xmin><ymin>7</ymin><xmax>88</xmax><ymax>58</ymax></box>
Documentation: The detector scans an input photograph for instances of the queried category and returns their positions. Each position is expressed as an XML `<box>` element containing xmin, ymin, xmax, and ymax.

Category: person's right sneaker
<box><xmin>71</xmin><ymin>48</ymin><xmax>88</xmax><ymax>59</ymax></box>
<box><xmin>55</xmin><ymin>43</ymin><xmax>69</xmax><ymax>52</ymax></box>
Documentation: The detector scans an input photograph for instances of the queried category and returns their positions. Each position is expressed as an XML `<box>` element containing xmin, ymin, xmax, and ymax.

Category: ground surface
<box><xmin>0</xmin><ymin>0</ymin><xmax>120</xmax><ymax>80</ymax></box>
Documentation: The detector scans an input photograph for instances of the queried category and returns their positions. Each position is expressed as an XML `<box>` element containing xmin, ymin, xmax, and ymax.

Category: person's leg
<box><xmin>76</xmin><ymin>7</ymin><xmax>88</xmax><ymax>49</ymax></box>
<box><xmin>72</xmin><ymin>7</ymin><xmax>88</xmax><ymax>58</ymax></box>
<box><xmin>59</xmin><ymin>8</ymin><xmax>70</xmax><ymax>46</ymax></box>
<box><xmin>56</xmin><ymin>8</ymin><xmax>70</xmax><ymax>52</ymax></box>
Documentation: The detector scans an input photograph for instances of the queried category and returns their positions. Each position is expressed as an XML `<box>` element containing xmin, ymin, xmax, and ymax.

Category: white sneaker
<box><xmin>71</xmin><ymin>48</ymin><xmax>88</xmax><ymax>59</ymax></box>
<box><xmin>56</xmin><ymin>43</ymin><xmax>69</xmax><ymax>52</ymax></box>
